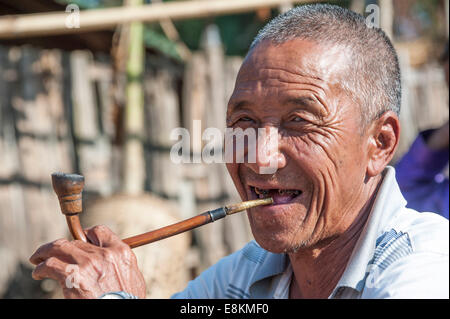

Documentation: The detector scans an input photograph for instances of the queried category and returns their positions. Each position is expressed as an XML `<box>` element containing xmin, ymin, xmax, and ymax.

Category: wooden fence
<box><xmin>0</xmin><ymin>32</ymin><xmax>251</xmax><ymax>297</ymax></box>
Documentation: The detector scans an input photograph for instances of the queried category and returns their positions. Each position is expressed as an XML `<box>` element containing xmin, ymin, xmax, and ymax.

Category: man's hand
<box><xmin>29</xmin><ymin>225</ymin><xmax>146</xmax><ymax>299</ymax></box>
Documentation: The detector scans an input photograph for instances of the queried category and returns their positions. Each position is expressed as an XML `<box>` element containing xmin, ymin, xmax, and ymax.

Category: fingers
<box><xmin>32</xmin><ymin>256</ymin><xmax>68</xmax><ymax>283</ymax></box>
<box><xmin>29</xmin><ymin>238</ymin><xmax>87</xmax><ymax>266</ymax></box>
<box><xmin>29</xmin><ymin>225</ymin><xmax>121</xmax><ymax>266</ymax></box>
<box><xmin>28</xmin><ymin>224</ymin><xmax>145</xmax><ymax>299</ymax></box>
<box><xmin>85</xmin><ymin>225</ymin><xmax>123</xmax><ymax>248</ymax></box>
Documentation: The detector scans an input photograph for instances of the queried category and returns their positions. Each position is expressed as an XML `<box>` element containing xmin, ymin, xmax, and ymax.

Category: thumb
<box><xmin>85</xmin><ymin>225</ymin><xmax>121</xmax><ymax>248</ymax></box>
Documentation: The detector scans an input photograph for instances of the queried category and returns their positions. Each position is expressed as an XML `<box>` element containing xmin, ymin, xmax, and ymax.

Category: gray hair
<box><xmin>250</xmin><ymin>4</ymin><xmax>401</xmax><ymax>127</ymax></box>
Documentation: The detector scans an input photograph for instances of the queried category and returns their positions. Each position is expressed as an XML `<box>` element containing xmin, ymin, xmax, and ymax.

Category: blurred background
<box><xmin>0</xmin><ymin>0</ymin><xmax>448</xmax><ymax>298</ymax></box>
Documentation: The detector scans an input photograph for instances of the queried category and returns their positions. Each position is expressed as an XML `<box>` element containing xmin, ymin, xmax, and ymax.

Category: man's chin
<box><xmin>253</xmin><ymin>233</ymin><xmax>311</xmax><ymax>254</ymax></box>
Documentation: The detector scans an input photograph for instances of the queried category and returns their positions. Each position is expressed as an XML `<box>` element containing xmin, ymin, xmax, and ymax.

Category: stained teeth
<box><xmin>278</xmin><ymin>189</ymin><xmax>300</xmax><ymax>196</ymax></box>
<box><xmin>255</xmin><ymin>187</ymin><xmax>269</xmax><ymax>195</ymax></box>
<box><xmin>254</xmin><ymin>187</ymin><xmax>301</xmax><ymax>198</ymax></box>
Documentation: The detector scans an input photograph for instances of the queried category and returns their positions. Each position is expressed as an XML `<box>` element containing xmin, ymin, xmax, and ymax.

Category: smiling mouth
<box><xmin>250</xmin><ymin>186</ymin><xmax>302</xmax><ymax>205</ymax></box>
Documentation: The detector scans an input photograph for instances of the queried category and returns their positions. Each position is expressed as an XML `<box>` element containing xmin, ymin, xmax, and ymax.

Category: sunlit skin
<box><xmin>226</xmin><ymin>39</ymin><xmax>400</xmax><ymax>298</ymax></box>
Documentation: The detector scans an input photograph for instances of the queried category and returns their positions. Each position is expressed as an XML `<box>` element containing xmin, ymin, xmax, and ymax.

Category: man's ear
<box><xmin>366</xmin><ymin>111</ymin><xmax>401</xmax><ymax>177</ymax></box>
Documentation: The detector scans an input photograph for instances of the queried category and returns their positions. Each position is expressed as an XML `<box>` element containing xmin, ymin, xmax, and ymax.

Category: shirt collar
<box><xmin>248</xmin><ymin>166</ymin><xmax>407</xmax><ymax>297</ymax></box>
<box><xmin>331</xmin><ymin>166</ymin><xmax>407</xmax><ymax>294</ymax></box>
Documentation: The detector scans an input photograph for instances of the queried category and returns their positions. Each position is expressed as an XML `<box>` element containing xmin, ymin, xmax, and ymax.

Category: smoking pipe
<box><xmin>51</xmin><ymin>172</ymin><xmax>273</xmax><ymax>249</ymax></box>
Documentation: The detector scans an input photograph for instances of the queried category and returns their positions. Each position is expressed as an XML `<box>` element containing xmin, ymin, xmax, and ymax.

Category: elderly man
<box><xmin>30</xmin><ymin>4</ymin><xmax>448</xmax><ymax>299</ymax></box>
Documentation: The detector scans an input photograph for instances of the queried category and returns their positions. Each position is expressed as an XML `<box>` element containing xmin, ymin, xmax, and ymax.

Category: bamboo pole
<box><xmin>0</xmin><ymin>0</ymin><xmax>321</xmax><ymax>39</ymax></box>
<box><xmin>123</xmin><ymin>0</ymin><xmax>145</xmax><ymax>194</ymax></box>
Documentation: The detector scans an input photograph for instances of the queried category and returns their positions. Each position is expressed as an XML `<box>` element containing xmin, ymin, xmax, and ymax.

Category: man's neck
<box><xmin>288</xmin><ymin>174</ymin><xmax>382</xmax><ymax>299</ymax></box>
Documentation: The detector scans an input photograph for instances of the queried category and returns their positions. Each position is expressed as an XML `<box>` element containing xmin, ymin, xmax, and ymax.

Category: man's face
<box><xmin>226</xmin><ymin>39</ymin><xmax>371</xmax><ymax>253</ymax></box>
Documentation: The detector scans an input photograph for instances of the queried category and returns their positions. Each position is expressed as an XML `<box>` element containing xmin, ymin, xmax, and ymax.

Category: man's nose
<box><xmin>245</xmin><ymin>126</ymin><xmax>287</xmax><ymax>175</ymax></box>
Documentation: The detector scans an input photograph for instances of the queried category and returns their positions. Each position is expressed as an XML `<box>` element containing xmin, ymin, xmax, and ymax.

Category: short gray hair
<box><xmin>250</xmin><ymin>4</ymin><xmax>401</xmax><ymax>126</ymax></box>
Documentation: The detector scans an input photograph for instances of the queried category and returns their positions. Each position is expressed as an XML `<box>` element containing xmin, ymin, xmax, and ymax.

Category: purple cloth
<box><xmin>395</xmin><ymin>130</ymin><xmax>449</xmax><ymax>219</ymax></box>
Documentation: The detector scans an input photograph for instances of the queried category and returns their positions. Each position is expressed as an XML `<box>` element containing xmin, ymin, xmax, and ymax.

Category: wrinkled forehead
<box><xmin>233</xmin><ymin>39</ymin><xmax>351</xmax><ymax>95</ymax></box>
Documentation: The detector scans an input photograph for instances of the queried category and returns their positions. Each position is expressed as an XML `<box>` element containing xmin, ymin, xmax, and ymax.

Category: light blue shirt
<box><xmin>171</xmin><ymin>167</ymin><xmax>449</xmax><ymax>299</ymax></box>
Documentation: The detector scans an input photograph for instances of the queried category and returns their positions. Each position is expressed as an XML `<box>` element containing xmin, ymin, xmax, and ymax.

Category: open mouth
<box><xmin>249</xmin><ymin>186</ymin><xmax>302</xmax><ymax>205</ymax></box>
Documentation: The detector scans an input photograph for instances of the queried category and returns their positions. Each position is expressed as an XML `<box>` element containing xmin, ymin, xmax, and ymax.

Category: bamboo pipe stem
<box><xmin>51</xmin><ymin>172</ymin><xmax>273</xmax><ymax>249</ymax></box>
<box><xmin>123</xmin><ymin>198</ymin><xmax>273</xmax><ymax>248</ymax></box>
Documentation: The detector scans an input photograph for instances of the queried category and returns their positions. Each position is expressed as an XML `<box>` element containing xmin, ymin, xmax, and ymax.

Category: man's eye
<box><xmin>291</xmin><ymin>116</ymin><xmax>304</xmax><ymax>122</ymax></box>
<box><xmin>238</xmin><ymin>117</ymin><xmax>253</xmax><ymax>122</ymax></box>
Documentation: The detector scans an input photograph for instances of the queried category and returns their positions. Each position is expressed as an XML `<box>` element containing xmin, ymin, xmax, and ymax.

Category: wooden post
<box><xmin>278</xmin><ymin>1</ymin><xmax>293</xmax><ymax>14</ymax></box>
<box><xmin>350</xmin><ymin>0</ymin><xmax>365</xmax><ymax>15</ymax></box>
<box><xmin>144</xmin><ymin>62</ymin><xmax>183</xmax><ymax>202</ymax></box>
<box><xmin>222</xmin><ymin>56</ymin><xmax>253</xmax><ymax>252</ymax></box>
<box><xmin>71</xmin><ymin>51</ymin><xmax>112</xmax><ymax>196</ymax></box>
<box><xmin>394</xmin><ymin>48</ymin><xmax>416</xmax><ymax>162</ymax></box>
<box><xmin>379</xmin><ymin>0</ymin><xmax>394</xmax><ymax>40</ymax></box>
<box><xmin>123</xmin><ymin>0</ymin><xmax>145</xmax><ymax>195</ymax></box>
<box><xmin>197</xmin><ymin>24</ymin><xmax>228</xmax><ymax>266</ymax></box>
